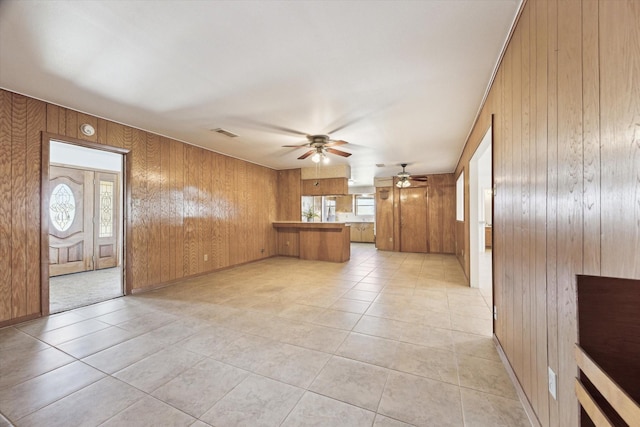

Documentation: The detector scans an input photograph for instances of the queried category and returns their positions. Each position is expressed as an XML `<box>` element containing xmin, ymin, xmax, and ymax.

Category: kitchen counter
<box><xmin>272</xmin><ymin>222</ymin><xmax>350</xmax><ymax>262</ymax></box>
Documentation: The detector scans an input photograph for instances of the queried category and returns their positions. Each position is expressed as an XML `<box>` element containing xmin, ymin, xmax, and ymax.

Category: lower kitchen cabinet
<box><xmin>349</xmin><ymin>222</ymin><xmax>375</xmax><ymax>243</ymax></box>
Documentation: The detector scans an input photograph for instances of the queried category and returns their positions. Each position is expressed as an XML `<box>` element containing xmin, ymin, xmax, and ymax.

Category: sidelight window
<box><xmin>99</xmin><ymin>181</ymin><xmax>114</xmax><ymax>237</ymax></box>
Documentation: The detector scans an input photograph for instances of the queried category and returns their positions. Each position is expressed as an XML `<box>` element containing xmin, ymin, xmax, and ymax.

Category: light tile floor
<box><xmin>0</xmin><ymin>244</ymin><xmax>531</xmax><ymax>427</ymax></box>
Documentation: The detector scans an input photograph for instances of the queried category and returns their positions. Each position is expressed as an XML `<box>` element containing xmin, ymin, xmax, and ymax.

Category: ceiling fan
<box><xmin>396</xmin><ymin>163</ymin><xmax>428</xmax><ymax>188</ymax></box>
<box><xmin>283</xmin><ymin>134</ymin><xmax>352</xmax><ymax>163</ymax></box>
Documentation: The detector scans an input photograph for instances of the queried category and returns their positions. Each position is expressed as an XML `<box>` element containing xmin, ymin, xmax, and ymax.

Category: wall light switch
<box><xmin>548</xmin><ymin>367</ymin><xmax>557</xmax><ymax>400</ymax></box>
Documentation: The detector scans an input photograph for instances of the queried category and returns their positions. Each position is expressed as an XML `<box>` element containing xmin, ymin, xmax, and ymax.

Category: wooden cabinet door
<box><xmin>49</xmin><ymin>166</ymin><xmax>94</xmax><ymax>276</ymax></box>
<box><xmin>399</xmin><ymin>187</ymin><xmax>428</xmax><ymax>253</ymax></box>
<box><xmin>336</xmin><ymin>196</ymin><xmax>353</xmax><ymax>212</ymax></box>
<box><xmin>350</xmin><ymin>225</ymin><xmax>360</xmax><ymax>242</ymax></box>
<box><xmin>362</xmin><ymin>224</ymin><xmax>375</xmax><ymax>243</ymax></box>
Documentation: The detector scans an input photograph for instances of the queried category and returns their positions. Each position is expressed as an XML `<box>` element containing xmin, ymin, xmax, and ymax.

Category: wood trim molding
<box><xmin>40</xmin><ymin>133</ymin><xmax>50</xmax><ymax>316</ymax></box>
<box><xmin>575</xmin><ymin>379</ymin><xmax>614</xmax><ymax>427</ymax></box>
<box><xmin>575</xmin><ymin>344</ymin><xmax>640</xmax><ymax>426</ymax></box>
<box><xmin>0</xmin><ymin>312</ymin><xmax>41</xmax><ymax>329</ymax></box>
<box><xmin>494</xmin><ymin>335</ymin><xmax>542</xmax><ymax>427</ymax></box>
<box><xmin>40</xmin><ymin>132</ymin><xmax>132</xmax><ymax>316</ymax></box>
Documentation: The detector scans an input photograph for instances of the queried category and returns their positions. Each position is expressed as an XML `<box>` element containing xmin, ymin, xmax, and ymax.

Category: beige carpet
<box><xmin>49</xmin><ymin>267</ymin><xmax>123</xmax><ymax>313</ymax></box>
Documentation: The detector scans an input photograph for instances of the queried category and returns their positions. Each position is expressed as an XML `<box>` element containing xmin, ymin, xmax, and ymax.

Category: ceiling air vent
<box><xmin>211</xmin><ymin>128</ymin><xmax>239</xmax><ymax>138</ymax></box>
<box><xmin>375</xmin><ymin>163</ymin><xmax>386</xmax><ymax>168</ymax></box>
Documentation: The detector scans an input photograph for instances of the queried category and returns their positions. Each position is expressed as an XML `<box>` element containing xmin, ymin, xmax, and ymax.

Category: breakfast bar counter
<box><xmin>272</xmin><ymin>222</ymin><xmax>350</xmax><ymax>263</ymax></box>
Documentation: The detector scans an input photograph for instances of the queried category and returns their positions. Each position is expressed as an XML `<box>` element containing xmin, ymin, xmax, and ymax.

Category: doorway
<box><xmin>469</xmin><ymin>125</ymin><xmax>493</xmax><ymax>304</ymax></box>
<box><xmin>46</xmin><ymin>140</ymin><xmax>125</xmax><ymax>314</ymax></box>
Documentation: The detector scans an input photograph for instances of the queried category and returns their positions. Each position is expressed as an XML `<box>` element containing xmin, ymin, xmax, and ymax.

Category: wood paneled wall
<box><xmin>0</xmin><ymin>89</ymin><xmax>278</xmax><ymax>325</ymax></box>
<box><xmin>454</xmin><ymin>1</ymin><xmax>640</xmax><ymax>426</ymax></box>
<box><xmin>375</xmin><ymin>173</ymin><xmax>455</xmax><ymax>254</ymax></box>
<box><xmin>276</xmin><ymin>169</ymin><xmax>301</xmax><ymax>221</ymax></box>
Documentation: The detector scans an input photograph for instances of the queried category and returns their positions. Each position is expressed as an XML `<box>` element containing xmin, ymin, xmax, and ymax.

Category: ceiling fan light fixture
<box><xmin>396</xmin><ymin>178</ymin><xmax>411</xmax><ymax>188</ymax></box>
<box><xmin>322</xmin><ymin>154</ymin><xmax>330</xmax><ymax>164</ymax></box>
<box><xmin>311</xmin><ymin>152</ymin><xmax>321</xmax><ymax>163</ymax></box>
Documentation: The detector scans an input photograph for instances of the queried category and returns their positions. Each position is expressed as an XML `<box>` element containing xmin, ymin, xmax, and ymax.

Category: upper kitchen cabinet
<box><xmin>301</xmin><ymin>178</ymin><xmax>348</xmax><ymax>196</ymax></box>
<box><xmin>336</xmin><ymin>195</ymin><xmax>353</xmax><ymax>212</ymax></box>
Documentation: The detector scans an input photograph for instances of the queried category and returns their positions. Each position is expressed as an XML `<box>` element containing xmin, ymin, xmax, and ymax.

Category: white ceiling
<box><xmin>0</xmin><ymin>0</ymin><xmax>520</xmax><ymax>186</ymax></box>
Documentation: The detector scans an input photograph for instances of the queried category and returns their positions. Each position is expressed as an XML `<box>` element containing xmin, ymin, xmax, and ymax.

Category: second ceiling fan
<box><xmin>396</xmin><ymin>163</ymin><xmax>428</xmax><ymax>188</ymax></box>
<box><xmin>283</xmin><ymin>134</ymin><xmax>352</xmax><ymax>163</ymax></box>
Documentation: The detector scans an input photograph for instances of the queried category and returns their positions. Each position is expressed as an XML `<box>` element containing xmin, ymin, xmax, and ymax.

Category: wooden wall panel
<box><xmin>600</xmin><ymin>0</ymin><xmax>640</xmax><ymax>279</ymax></box>
<box><xmin>545</xmin><ymin>0</ymin><xmax>560</xmax><ymax>423</ymax></box>
<box><xmin>146</xmin><ymin>133</ymin><xmax>162</xmax><ymax>286</ymax></box>
<box><xmin>0</xmin><ymin>87</ymin><xmax>281</xmax><ymax>324</ymax></box>
<box><xmin>581</xmin><ymin>0</ymin><xmax>600</xmax><ymax>277</ymax></box>
<box><xmin>375</xmin><ymin>187</ymin><xmax>394</xmax><ymax>251</ymax></box>
<box><xmin>11</xmin><ymin>93</ymin><xmax>27</xmax><ymax>319</ymax></box>
<box><xmin>184</xmin><ymin>145</ymin><xmax>199</xmax><ymax>276</ymax></box>
<box><xmin>533</xmin><ymin>0</ymin><xmax>550</xmax><ymax>422</ymax></box>
<box><xmin>160</xmin><ymin>137</ymin><xmax>172</xmax><ymax>283</ymax></box>
<box><xmin>453</xmin><ymin>1</ymin><xmax>639</xmax><ymax>426</ymax></box>
<box><xmin>171</xmin><ymin>139</ymin><xmax>185</xmax><ymax>279</ymax></box>
<box><xmin>276</xmin><ymin>169</ymin><xmax>301</xmax><ymax>221</ymax></box>
<box><xmin>25</xmin><ymin>98</ymin><xmax>45</xmax><ymax>314</ymax></box>
<box><xmin>556</xmin><ymin>2</ymin><xmax>583</xmax><ymax>426</ymax></box>
<box><xmin>0</xmin><ymin>90</ymin><xmax>12</xmax><ymax>322</ymax></box>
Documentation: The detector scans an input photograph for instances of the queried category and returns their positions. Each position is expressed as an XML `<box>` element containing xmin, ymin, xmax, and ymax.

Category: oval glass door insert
<box><xmin>50</xmin><ymin>183</ymin><xmax>76</xmax><ymax>232</ymax></box>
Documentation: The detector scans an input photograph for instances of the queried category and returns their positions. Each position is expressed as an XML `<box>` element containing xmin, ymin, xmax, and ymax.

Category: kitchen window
<box><xmin>355</xmin><ymin>195</ymin><xmax>375</xmax><ymax>216</ymax></box>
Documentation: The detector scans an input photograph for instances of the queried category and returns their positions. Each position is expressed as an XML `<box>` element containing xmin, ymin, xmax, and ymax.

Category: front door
<box><xmin>399</xmin><ymin>186</ymin><xmax>429</xmax><ymax>253</ymax></box>
<box><xmin>49</xmin><ymin>165</ymin><xmax>119</xmax><ymax>277</ymax></box>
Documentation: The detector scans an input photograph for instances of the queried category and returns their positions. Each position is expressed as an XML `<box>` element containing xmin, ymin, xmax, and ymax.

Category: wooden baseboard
<box><xmin>0</xmin><ymin>312</ymin><xmax>42</xmax><ymax>329</ymax></box>
<box><xmin>131</xmin><ymin>255</ymin><xmax>278</xmax><ymax>295</ymax></box>
<box><xmin>493</xmin><ymin>335</ymin><xmax>542</xmax><ymax>427</ymax></box>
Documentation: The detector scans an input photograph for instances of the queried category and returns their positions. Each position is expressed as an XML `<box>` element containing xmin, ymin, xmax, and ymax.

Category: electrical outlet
<box><xmin>548</xmin><ymin>367</ymin><xmax>557</xmax><ymax>400</ymax></box>
<box><xmin>204</xmin><ymin>254</ymin><xmax>208</xmax><ymax>261</ymax></box>
<box><xmin>493</xmin><ymin>305</ymin><xmax>497</xmax><ymax>320</ymax></box>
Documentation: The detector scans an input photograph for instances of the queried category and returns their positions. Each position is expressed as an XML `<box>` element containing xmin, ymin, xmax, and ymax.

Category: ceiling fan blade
<box><xmin>326</xmin><ymin>148</ymin><xmax>352</xmax><ymax>157</ymax></box>
<box><xmin>298</xmin><ymin>150</ymin><xmax>315</xmax><ymax>160</ymax></box>
<box><xmin>326</xmin><ymin>140</ymin><xmax>348</xmax><ymax>147</ymax></box>
<box><xmin>282</xmin><ymin>143</ymin><xmax>310</xmax><ymax>148</ymax></box>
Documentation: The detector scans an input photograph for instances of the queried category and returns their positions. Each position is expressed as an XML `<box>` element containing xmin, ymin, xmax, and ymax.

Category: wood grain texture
<box><xmin>556</xmin><ymin>2</ymin><xmax>583</xmax><ymax>426</ymax></box>
<box><xmin>64</xmin><ymin>109</ymin><xmax>78</xmax><ymax>139</ymax></box>
<box><xmin>172</xmin><ymin>139</ymin><xmax>185</xmax><ymax>278</ymax></box>
<box><xmin>375</xmin><ymin>187</ymin><xmax>394</xmax><ymax>251</ymax></box>
<box><xmin>400</xmin><ymin>187</ymin><xmax>428</xmax><ymax>253</ymax></box>
<box><xmin>160</xmin><ymin>137</ymin><xmax>172</xmax><ymax>283</ymax></box>
<box><xmin>128</xmin><ymin>128</ymin><xmax>149</xmax><ymax>288</ymax></box>
<box><xmin>11</xmin><ymin>93</ymin><xmax>27</xmax><ymax>318</ymax></box>
<box><xmin>276</xmin><ymin>169</ymin><xmax>302</xmax><ymax>220</ymax></box>
<box><xmin>600</xmin><ymin>0</ymin><xmax>640</xmax><ymax>279</ymax></box>
<box><xmin>1</xmin><ymin>88</ymin><xmax>282</xmax><ymax>324</ymax></box>
<box><xmin>146</xmin><ymin>133</ymin><xmax>161</xmax><ymax>286</ymax></box>
<box><xmin>301</xmin><ymin>178</ymin><xmax>347</xmax><ymax>196</ymax></box>
<box><xmin>545</xmin><ymin>0</ymin><xmax>560</xmax><ymax>424</ymax></box>
<box><xmin>0</xmin><ymin>90</ymin><xmax>12</xmax><ymax>321</ymax></box>
<box><xmin>25</xmin><ymin>98</ymin><xmax>45</xmax><ymax>314</ymax></box>
<box><xmin>276</xmin><ymin>229</ymin><xmax>300</xmax><ymax>257</ymax></box>
<box><xmin>533</xmin><ymin>0</ymin><xmax>550</xmax><ymax>422</ymax></box>
<box><xmin>581</xmin><ymin>0</ymin><xmax>600</xmax><ymax>277</ymax></box>
<box><xmin>448</xmin><ymin>0</ymin><xmax>640</xmax><ymax>425</ymax></box>
<box><xmin>520</xmin><ymin>6</ymin><xmax>533</xmax><ymax>401</ymax></box>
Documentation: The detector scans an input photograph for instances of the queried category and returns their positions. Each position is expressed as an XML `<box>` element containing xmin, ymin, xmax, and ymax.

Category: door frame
<box><xmin>469</xmin><ymin>124</ymin><xmax>493</xmax><ymax>289</ymax></box>
<box><xmin>40</xmin><ymin>133</ymin><xmax>131</xmax><ymax>316</ymax></box>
